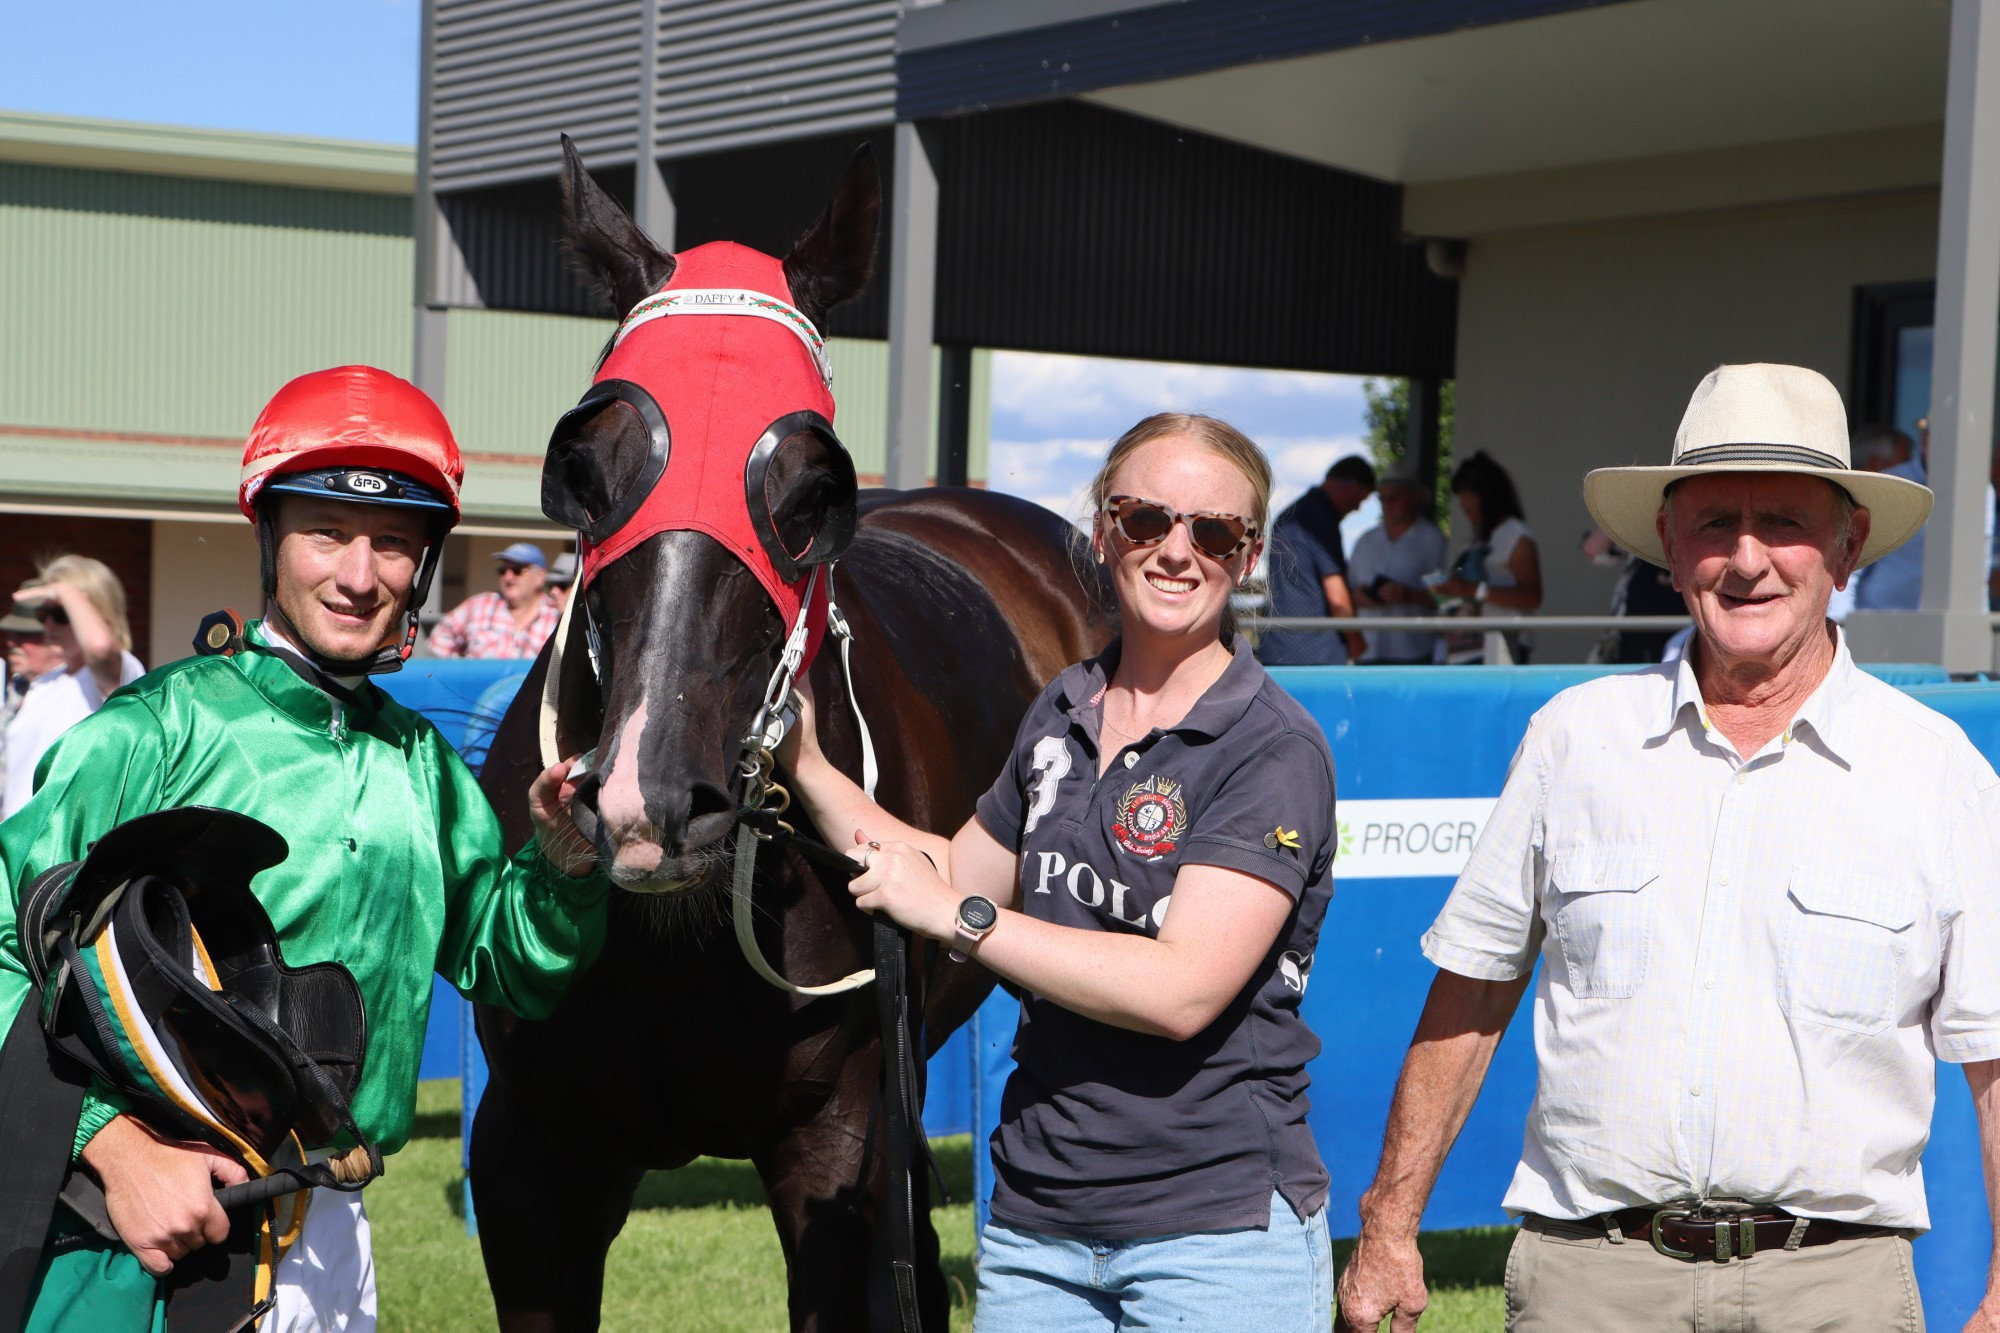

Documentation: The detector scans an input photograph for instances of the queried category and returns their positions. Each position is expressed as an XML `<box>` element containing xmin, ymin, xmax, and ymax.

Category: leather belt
<box><xmin>1601</xmin><ymin>1206</ymin><xmax>1873</xmax><ymax>1261</ymax></box>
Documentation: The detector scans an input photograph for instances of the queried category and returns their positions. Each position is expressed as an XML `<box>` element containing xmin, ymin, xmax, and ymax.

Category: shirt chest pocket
<box><xmin>1781</xmin><ymin>868</ymin><xmax>1918</xmax><ymax>1036</ymax></box>
<box><xmin>1548</xmin><ymin>848</ymin><xmax>1659</xmax><ymax>1000</ymax></box>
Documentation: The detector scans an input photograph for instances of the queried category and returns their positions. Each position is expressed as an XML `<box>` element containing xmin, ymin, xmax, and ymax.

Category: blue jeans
<box><xmin>974</xmin><ymin>1191</ymin><xmax>1333</xmax><ymax>1332</ymax></box>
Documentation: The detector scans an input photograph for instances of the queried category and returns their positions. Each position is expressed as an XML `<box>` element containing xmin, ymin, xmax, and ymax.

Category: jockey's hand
<box><xmin>80</xmin><ymin>1114</ymin><xmax>248</xmax><ymax>1276</ymax></box>
<box><xmin>530</xmin><ymin>756</ymin><xmax>597</xmax><ymax>876</ymax></box>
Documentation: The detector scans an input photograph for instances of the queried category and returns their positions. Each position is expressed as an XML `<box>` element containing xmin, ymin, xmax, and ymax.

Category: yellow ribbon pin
<box><xmin>1267</xmin><ymin>825</ymin><xmax>1301</xmax><ymax>850</ymax></box>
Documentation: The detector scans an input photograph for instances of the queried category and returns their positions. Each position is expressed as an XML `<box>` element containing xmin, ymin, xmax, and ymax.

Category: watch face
<box><xmin>959</xmin><ymin>896</ymin><xmax>999</xmax><ymax>931</ymax></box>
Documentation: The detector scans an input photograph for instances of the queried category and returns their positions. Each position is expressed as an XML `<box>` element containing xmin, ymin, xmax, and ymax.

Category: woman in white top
<box><xmin>3</xmin><ymin>555</ymin><xmax>146</xmax><ymax>817</ymax></box>
<box><xmin>1434</xmin><ymin>450</ymin><xmax>1542</xmax><ymax>661</ymax></box>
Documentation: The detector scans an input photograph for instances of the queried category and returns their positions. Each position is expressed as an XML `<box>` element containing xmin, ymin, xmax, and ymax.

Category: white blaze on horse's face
<box><xmin>597</xmin><ymin>697</ymin><xmax>667</xmax><ymax>884</ymax></box>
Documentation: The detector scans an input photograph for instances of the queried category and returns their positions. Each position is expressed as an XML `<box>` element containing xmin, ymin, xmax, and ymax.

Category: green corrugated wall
<box><xmin>0</xmin><ymin>157</ymin><xmax>987</xmax><ymax>518</ymax></box>
<box><xmin>0</xmin><ymin>163</ymin><xmax>411</xmax><ymax>437</ymax></box>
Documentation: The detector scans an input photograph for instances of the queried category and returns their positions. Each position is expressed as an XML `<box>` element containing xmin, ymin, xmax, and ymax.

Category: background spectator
<box><xmin>429</xmin><ymin>541</ymin><xmax>560</xmax><ymax>659</ymax></box>
<box><xmin>1583</xmin><ymin>528</ymin><xmax>1687</xmax><ymax>663</ymax></box>
<box><xmin>1</xmin><ymin>609</ymin><xmax>64</xmax><ymax>799</ymax></box>
<box><xmin>1348</xmin><ymin>460</ymin><xmax>1448</xmax><ymax>663</ymax></box>
<box><xmin>4</xmin><ymin>555</ymin><xmax>146</xmax><ymax>817</ymax></box>
<box><xmin>1850</xmin><ymin>424</ymin><xmax>1925</xmax><ymax>610</ymax></box>
<box><xmin>548</xmin><ymin>551</ymin><xmax>577</xmax><ymax>617</ymax></box>
<box><xmin>1434</xmin><ymin>451</ymin><xmax>1542</xmax><ymax>662</ymax></box>
<box><xmin>1257</xmin><ymin>454</ymin><xmax>1375</xmax><ymax>665</ymax></box>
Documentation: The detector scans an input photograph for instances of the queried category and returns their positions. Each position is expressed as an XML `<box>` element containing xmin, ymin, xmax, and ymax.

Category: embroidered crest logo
<box><xmin>1112</xmin><ymin>774</ymin><xmax>1187</xmax><ymax>859</ymax></box>
<box><xmin>1022</xmin><ymin>736</ymin><xmax>1072</xmax><ymax>835</ymax></box>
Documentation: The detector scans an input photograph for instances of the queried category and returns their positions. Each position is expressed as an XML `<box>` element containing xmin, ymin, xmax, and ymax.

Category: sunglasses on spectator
<box><xmin>1102</xmin><ymin>496</ymin><xmax>1259</xmax><ymax>561</ymax></box>
<box><xmin>36</xmin><ymin>606</ymin><xmax>69</xmax><ymax>627</ymax></box>
<box><xmin>496</xmin><ymin>562</ymin><xmax>533</xmax><ymax>576</ymax></box>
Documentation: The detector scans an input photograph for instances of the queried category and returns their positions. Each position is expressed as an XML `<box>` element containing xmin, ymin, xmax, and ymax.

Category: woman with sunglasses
<box><xmin>783</xmin><ymin>413</ymin><xmax>1338</xmax><ymax>1331</ymax></box>
<box><xmin>3</xmin><ymin>556</ymin><xmax>145</xmax><ymax>817</ymax></box>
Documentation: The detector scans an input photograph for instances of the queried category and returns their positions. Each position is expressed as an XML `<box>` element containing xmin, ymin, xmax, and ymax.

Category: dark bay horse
<box><xmin>470</xmin><ymin>141</ymin><xmax>1108</xmax><ymax>1330</ymax></box>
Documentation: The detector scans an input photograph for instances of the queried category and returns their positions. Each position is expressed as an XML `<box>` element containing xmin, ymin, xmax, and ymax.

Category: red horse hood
<box><xmin>580</xmin><ymin>241</ymin><xmax>837</xmax><ymax>665</ymax></box>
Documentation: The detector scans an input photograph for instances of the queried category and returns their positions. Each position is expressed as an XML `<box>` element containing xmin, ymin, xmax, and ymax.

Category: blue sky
<box><xmin>2</xmin><ymin>0</ymin><xmax>1374</xmax><ymax>519</ymax></box>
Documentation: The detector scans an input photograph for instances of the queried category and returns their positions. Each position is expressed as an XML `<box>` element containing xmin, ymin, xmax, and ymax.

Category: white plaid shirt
<box><xmin>1423</xmin><ymin>631</ymin><xmax>2000</xmax><ymax>1228</ymax></box>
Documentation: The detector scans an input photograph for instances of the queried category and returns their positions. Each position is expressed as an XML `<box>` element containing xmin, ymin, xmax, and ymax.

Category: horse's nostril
<box><xmin>570</xmin><ymin>768</ymin><xmax>605</xmax><ymax>811</ymax></box>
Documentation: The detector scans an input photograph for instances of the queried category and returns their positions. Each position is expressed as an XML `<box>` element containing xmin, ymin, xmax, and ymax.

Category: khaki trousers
<box><xmin>1505</xmin><ymin>1214</ymin><xmax>1923</xmax><ymax>1332</ymax></box>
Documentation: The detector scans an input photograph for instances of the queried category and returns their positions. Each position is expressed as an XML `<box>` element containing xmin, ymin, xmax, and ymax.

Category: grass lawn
<box><xmin>372</xmin><ymin>1080</ymin><xmax>1506</xmax><ymax>1331</ymax></box>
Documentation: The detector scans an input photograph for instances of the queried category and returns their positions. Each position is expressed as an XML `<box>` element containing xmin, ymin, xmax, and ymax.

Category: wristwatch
<box><xmin>949</xmin><ymin>895</ymin><xmax>999</xmax><ymax>963</ymax></box>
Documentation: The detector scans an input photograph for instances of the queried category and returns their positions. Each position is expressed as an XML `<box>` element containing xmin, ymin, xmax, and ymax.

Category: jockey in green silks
<box><xmin>0</xmin><ymin>366</ymin><xmax>606</xmax><ymax>1333</ymax></box>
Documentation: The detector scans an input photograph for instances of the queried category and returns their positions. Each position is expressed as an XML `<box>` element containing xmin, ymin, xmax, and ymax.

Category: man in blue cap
<box><xmin>428</xmin><ymin>541</ymin><xmax>561</xmax><ymax>659</ymax></box>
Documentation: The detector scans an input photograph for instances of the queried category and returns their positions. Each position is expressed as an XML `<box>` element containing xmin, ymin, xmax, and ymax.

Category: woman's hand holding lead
<box><xmin>845</xmin><ymin>831</ymin><xmax>956</xmax><ymax>941</ymax></box>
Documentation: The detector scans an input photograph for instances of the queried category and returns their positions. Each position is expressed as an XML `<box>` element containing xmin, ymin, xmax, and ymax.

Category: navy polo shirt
<box><xmin>974</xmin><ymin>636</ymin><xmax>1337</xmax><ymax>1238</ymax></box>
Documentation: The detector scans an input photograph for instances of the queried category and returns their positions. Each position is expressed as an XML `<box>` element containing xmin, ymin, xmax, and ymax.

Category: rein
<box><xmin>729</xmin><ymin>564</ymin><xmax>882</xmax><ymax>998</ymax></box>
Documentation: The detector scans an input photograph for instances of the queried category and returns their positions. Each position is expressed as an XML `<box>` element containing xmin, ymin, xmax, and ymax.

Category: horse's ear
<box><xmin>783</xmin><ymin>145</ymin><xmax>880</xmax><ymax>327</ymax></box>
<box><xmin>559</xmin><ymin>133</ymin><xmax>675</xmax><ymax>319</ymax></box>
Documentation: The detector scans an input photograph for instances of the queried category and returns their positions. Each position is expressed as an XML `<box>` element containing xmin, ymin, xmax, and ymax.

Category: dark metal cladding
<box><xmin>429</xmin><ymin>0</ymin><xmax>898</xmax><ymax>191</ymax></box>
<box><xmin>650</xmin><ymin>0</ymin><xmax>899</xmax><ymax>158</ymax></box>
<box><xmin>434</xmin><ymin>103</ymin><xmax>1455</xmax><ymax>377</ymax></box>
<box><xmin>932</xmin><ymin>102</ymin><xmax>1457</xmax><ymax>378</ymax></box>
<box><xmin>896</xmin><ymin>0</ymin><xmax>1638</xmax><ymax>121</ymax></box>
<box><xmin>672</xmin><ymin>130</ymin><xmax>897</xmax><ymax>340</ymax></box>
<box><xmin>431</xmin><ymin>0</ymin><xmax>645</xmax><ymax>191</ymax></box>
<box><xmin>438</xmin><ymin>167</ymin><xmax>638</xmax><ymax>315</ymax></box>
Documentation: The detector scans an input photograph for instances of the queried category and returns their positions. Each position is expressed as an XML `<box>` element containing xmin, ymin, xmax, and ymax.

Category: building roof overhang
<box><xmin>0</xmin><ymin>110</ymin><xmax>415</xmax><ymax>194</ymax></box>
<box><xmin>902</xmin><ymin>0</ymin><xmax>1951</xmax><ymax>230</ymax></box>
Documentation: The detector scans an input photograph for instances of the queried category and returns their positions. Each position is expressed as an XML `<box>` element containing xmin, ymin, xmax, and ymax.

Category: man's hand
<box><xmin>1336</xmin><ymin>1223</ymin><xmax>1429</xmax><ymax>1332</ymax></box>
<box><xmin>1964</xmin><ymin>1292</ymin><xmax>2000</xmax><ymax>1333</ymax></box>
<box><xmin>79</xmin><ymin>1115</ymin><xmax>248</xmax><ymax>1276</ymax></box>
<box><xmin>529</xmin><ymin>756</ymin><xmax>597</xmax><ymax>876</ymax></box>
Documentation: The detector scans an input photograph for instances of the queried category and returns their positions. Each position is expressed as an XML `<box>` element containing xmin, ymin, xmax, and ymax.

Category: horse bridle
<box><xmin>535</xmin><ymin>289</ymin><xmax>881</xmax><ymax>998</ymax></box>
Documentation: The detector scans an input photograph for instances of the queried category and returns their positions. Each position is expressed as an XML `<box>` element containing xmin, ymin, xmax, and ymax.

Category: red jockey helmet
<box><xmin>239</xmin><ymin>366</ymin><xmax>464</xmax><ymax>523</ymax></box>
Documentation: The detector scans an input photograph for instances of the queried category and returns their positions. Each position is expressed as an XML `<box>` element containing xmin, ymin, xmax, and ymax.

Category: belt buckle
<box><xmin>1695</xmin><ymin>1200</ymin><xmax>1759</xmax><ymax>1262</ymax></box>
<box><xmin>1650</xmin><ymin>1206</ymin><xmax>1697</xmax><ymax>1259</ymax></box>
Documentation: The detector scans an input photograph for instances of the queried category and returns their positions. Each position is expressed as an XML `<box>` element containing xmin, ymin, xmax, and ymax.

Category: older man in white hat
<box><xmin>1337</xmin><ymin>364</ymin><xmax>2000</xmax><ymax>1332</ymax></box>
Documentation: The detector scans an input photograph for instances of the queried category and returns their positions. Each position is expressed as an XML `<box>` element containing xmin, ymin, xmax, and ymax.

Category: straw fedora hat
<box><xmin>1584</xmin><ymin>363</ymin><xmax>1932</xmax><ymax>569</ymax></box>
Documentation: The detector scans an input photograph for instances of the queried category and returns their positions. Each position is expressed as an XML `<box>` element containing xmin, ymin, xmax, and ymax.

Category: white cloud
<box><xmin>990</xmin><ymin>350</ymin><xmax>1368</xmax><ymax>439</ymax></box>
<box><xmin>988</xmin><ymin>430</ymin><xmax>1375</xmax><ymax>529</ymax></box>
<box><xmin>987</xmin><ymin>436</ymin><xmax>1107</xmax><ymax>523</ymax></box>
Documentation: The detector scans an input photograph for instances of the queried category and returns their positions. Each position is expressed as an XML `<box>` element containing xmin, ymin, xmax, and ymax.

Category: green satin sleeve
<box><xmin>72</xmin><ymin>1082</ymin><xmax>131</xmax><ymax>1159</ymax></box>
<box><xmin>428</xmin><ymin>731</ymin><xmax>609</xmax><ymax>1018</ymax></box>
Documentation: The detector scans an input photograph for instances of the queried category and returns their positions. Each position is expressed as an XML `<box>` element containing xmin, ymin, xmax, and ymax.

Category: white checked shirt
<box><xmin>1423</xmin><ymin>631</ymin><xmax>2000</xmax><ymax>1228</ymax></box>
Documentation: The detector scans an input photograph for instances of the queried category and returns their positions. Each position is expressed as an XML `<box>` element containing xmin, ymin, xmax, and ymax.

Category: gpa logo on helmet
<box><xmin>1112</xmin><ymin>774</ymin><xmax>1187</xmax><ymax>860</ymax></box>
<box><xmin>341</xmin><ymin>471</ymin><xmax>391</xmax><ymax>495</ymax></box>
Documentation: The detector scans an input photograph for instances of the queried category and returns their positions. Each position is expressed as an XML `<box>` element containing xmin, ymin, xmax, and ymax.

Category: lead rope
<box><xmin>537</xmin><ymin>537</ymin><xmax>597</xmax><ymax>773</ymax></box>
<box><xmin>729</xmin><ymin>565</ymin><xmax>884</xmax><ymax>996</ymax></box>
